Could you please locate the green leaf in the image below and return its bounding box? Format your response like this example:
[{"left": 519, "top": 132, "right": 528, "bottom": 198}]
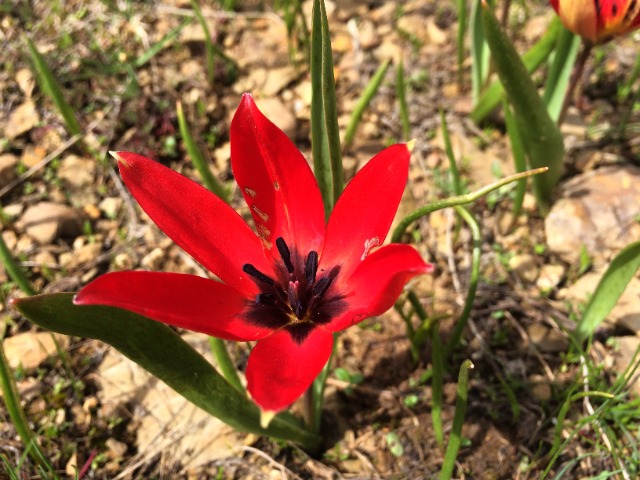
[
  {"left": 481, "top": 4, "right": 564, "bottom": 215},
  {"left": 14, "top": 293, "right": 320, "bottom": 451},
  {"left": 310, "top": 0, "right": 343, "bottom": 216},
  {"left": 575, "top": 241, "right": 640, "bottom": 342},
  {"left": 342, "top": 59, "right": 390, "bottom": 149},
  {"left": 471, "top": 17, "right": 561, "bottom": 123},
  {"left": 543, "top": 26, "right": 580, "bottom": 122},
  {"left": 27, "top": 39, "right": 81, "bottom": 136}
]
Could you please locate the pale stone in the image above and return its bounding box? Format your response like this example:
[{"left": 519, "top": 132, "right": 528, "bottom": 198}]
[
  {"left": 254, "top": 97, "right": 296, "bottom": 138},
  {"left": 527, "top": 324, "right": 568, "bottom": 352},
  {"left": 3, "top": 332, "right": 70, "bottom": 370},
  {"left": 6, "top": 101, "right": 39, "bottom": 140},
  {"left": 545, "top": 165, "right": 640, "bottom": 265},
  {"left": 19, "top": 202, "right": 82, "bottom": 244},
  {"left": 21, "top": 145, "right": 46, "bottom": 168},
  {"left": 0, "top": 154, "right": 18, "bottom": 188},
  {"left": 58, "top": 155, "right": 95, "bottom": 189},
  {"left": 509, "top": 254, "right": 539, "bottom": 284},
  {"left": 536, "top": 264, "right": 566, "bottom": 292}
]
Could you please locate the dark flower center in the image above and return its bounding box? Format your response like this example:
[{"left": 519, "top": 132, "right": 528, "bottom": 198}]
[{"left": 242, "top": 237, "right": 345, "bottom": 343}]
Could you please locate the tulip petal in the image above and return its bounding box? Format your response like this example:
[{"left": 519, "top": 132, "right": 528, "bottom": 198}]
[
  {"left": 326, "top": 244, "right": 432, "bottom": 332},
  {"left": 113, "top": 152, "right": 270, "bottom": 296},
  {"left": 75, "top": 271, "right": 273, "bottom": 341},
  {"left": 320, "top": 143, "right": 411, "bottom": 280},
  {"left": 231, "top": 94, "right": 326, "bottom": 259},
  {"left": 246, "top": 325, "right": 334, "bottom": 412}
]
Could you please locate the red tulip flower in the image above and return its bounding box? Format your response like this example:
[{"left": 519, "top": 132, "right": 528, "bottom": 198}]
[
  {"left": 75, "top": 94, "right": 432, "bottom": 420},
  {"left": 550, "top": 0, "right": 640, "bottom": 43}
]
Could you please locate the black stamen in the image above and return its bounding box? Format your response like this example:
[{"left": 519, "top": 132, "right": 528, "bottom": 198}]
[
  {"left": 255, "top": 293, "right": 276, "bottom": 305},
  {"left": 305, "top": 251, "right": 318, "bottom": 284},
  {"left": 276, "top": 237, "right": 294, "bottom": 274},
  {"left": 242, "top": 264, "right": 274, "bottom": 285},
  {"left": 312, "top": 277, "right": 332, "bottom": 298}
]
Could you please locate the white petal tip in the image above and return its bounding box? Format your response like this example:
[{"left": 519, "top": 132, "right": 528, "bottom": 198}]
[
  {"left": 406, "top": 139, "right": 417, "bottom": 152},
  {"left": 260, "top": 410, "right": 276, "bottom": 429}
]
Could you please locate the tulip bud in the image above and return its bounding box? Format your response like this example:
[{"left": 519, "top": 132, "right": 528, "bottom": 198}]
[{"left": 550, "top": 0, "right": 640, "bottom": 43}]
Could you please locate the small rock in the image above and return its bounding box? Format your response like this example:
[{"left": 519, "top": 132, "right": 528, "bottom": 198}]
[
  {"left": 3, "top": 332, "right": 70, "bottom": 370},
  {"left": 141, "top": 247, "right": 164, "bottom": 270},
  {"left": 529, "top": 374, "right": 552, "bottom": 401},
  {"left": 536, "top": 264, "right": 565, "bottom": 293},
  {"left": 613, "top": 336, "right": 640, "bottom": 396},
  {"left": 21, "top": 145, "right": 46, "bottom": 168},
  {"left": 0, "top": 154, "right": 18, "bottom": 188},
  {"left": 58, "top": 155, "right": 95, "bottom": 189},
  {"left": 545, "top": 165, "right": 640, "bottom": 265},
  {"left": 65, "top": 452, "right": 78, "bottom": 477},
  {"left": 509, "top": 254, "right": 539, "bottom": 284},
  {"left": 99, "top": 197, "right": 122, "bottom": 219},
  {"left": 2, "top": 203, "right": 23, "bottom": 219},
  {"left": 6, "top": 101, "right": 39, "bottom": 140},
  {"left": 19, "top": 202, "right": 82, "bottom": 244},
  {"left": 60, "top": 243, "right": 102, "bottom": 270},
  {"left": 16, "top": 68, "right": 35, "bottom": 97},
  {"left": 527, "top": 324, "right": 568, "bottom": 352},
  {"left": 83, "top": 204, "right": 101, "bottom": 220},
  {"left": 105, "top": 438, "right": 127, "bottom": 460},
  {"left": 254, "top": 97, "right": 296, "bottom": 138}
]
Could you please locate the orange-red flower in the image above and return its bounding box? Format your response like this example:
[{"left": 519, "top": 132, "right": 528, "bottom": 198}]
[
  {"left": 75, "top": 94, "right": 432, "bottom": 419},
  {"left": 550, "top": 0, "right": 640, "bottom": 43}
]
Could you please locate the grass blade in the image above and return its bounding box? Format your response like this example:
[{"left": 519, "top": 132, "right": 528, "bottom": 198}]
[
  {"left": 189, "top": 0, "right": 217, "bottom": 86},
  {"left": 27, "top": 39, "right": 81, "bottom": 136},
  {"left": 456, "top": 0, "right": 468, "bottom": 88},
  {"left": 440, "top": 110, "right": 462, "bottom": 196},
  {"left": 439, "top": 360, "right": 474, "bottom": 480},
  {"left": 470, "top": 0, "right": 491, "bottom": 104},
  {"left": 0, "top": 342, "right": 57, "bottom": 475},
  {"left": 310, "top": 0, "right": 343, "bottom": 215},
  {"left": 135, "top": 17, "right": 193, "bottom": 68},
  {"left": 176, "top": 101, "right": 229, "bottom": 202},
  {"left": 431, "top": 324, "right": 445, "bottom": 450},
  {"left": 471, "top": 17, "right": 561, "bottom": 123},
  {"left": 445, "top": 206, "right": 481, "bottom": 358},
  {"left": 574, "top": 240, "right": 640, "bottom": 342},
  {"left": 543, "top": 26, "right": 580, "bottom": 122},
  {"left": 342, "top": 59, "right": 390, "bottom": 149},
  {"left": 503, "top": 99, "right": 527, "bottom": 224},
  {"left": 481, "top": 3, "right": 564, "bottom": 214},
  {"left": 396, "top": 58, "right": 411, "bottom": 141}
]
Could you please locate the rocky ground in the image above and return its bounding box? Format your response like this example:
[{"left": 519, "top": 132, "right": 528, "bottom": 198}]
[{"left": 1, "top": 0, "right": 640, "bottom": 478}]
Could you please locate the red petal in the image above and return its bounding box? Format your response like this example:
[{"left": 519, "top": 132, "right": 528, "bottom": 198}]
[
  {"left": 75, "top": 271, "right": 273, "bottom": 341},
  {"left": 326, "top": 244, "right": 432, "bottom": 332},
  {"left": 114, "top": 152, "right": 270, "bottom": 296},
  {"left": 230, "top": 94, "right": 325, "bottom": 258},
  {"left": 246, "top": 326, "right": 333, "bottom": 412},
  {"left": 320, "top": 143, "right": 411, "bottom": 280}
]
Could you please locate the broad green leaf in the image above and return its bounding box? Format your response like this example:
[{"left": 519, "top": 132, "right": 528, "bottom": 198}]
[
  {"left": 342, "top": 59, "right": 390, "bottom": 149},
  {"left": 543, "top": 26, "right": 580, "bottom": 122},
  {"left": 14, "top": 293, "right": 320, "bottom": 451},
  {"left": 503, "top": 99, "right": 527, "bottom": 223},
  {"left": 575, "top": 241, "right": 640, "bottom": 342},
  {"left": 471, "top": 17, "right": 561, "bottom": 123},
  {"left": 27, "top": 39, "right": 81, "bottom": 136},
  {"left": 310, "top": 0, "right": 343, "bottom": 215},
  {"left": 482, "top": 5, "right": 564, "bottom": 215}
]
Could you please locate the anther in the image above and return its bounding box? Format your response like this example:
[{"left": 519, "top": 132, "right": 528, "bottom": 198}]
[
  {"left": 255, "top": 293, "right": 276, "bottom": 305},
  {"left": 305, "top": 251, "right": 318, "bottom": 284},
  {"left": 312, "top": 277, "right": 332, "bottom": 298},
  {"left": 242, "top": 264, "right": 275, "bottom": 286},
  {"left": 276, "top": 237, "right": 294, "bottom": 274}
]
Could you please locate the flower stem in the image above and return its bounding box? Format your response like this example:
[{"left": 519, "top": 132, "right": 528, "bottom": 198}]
[
  {"left": 208, "top": 337, "right": 245, "bottom": 393},
  {"left": 557, "top": 41, "right": 592, "bottom": 126},
  {"left": 391, "top": 167, "right": 548, "bottom": 244}
]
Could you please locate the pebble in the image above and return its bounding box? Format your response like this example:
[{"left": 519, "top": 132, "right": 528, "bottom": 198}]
[
  {"left": 58, "top": 155, "right": 95, "bottom": 189},
  {"left": 509, "top": 254, "right": 539, "bottom": 284},
  {"left": 19, "top": 202, "right": 82, "bottom": 244},
  {"left": 6, "top": 101, "right": 39, "bottom": 140},
  {"left": 0, "top": 153, "right": 18, "bottom": 188},
  {"left": 2, "top": 332, "right": 70, "bottom": 370}
]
